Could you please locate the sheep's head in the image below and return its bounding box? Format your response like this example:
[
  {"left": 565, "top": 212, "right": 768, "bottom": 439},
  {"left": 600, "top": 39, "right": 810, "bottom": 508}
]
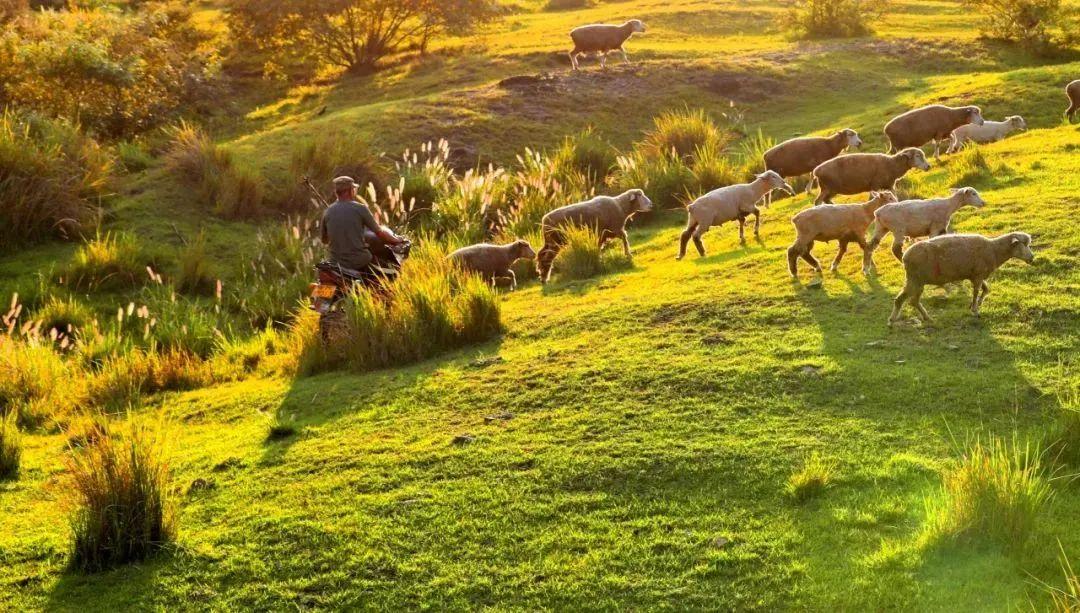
[
  {"left": 625, "top": 189, "right": 653, "bottom": 214},
  {"left": 1007, "top": 232, "right": 1035, "bottom": 264},
  {"left": 841, "top": 129, "right": 863, "bottom": 149},
  {"left": 901, "top": 148, "right": 931, "bottom": 171},
  {"left": 966, "top": 106, "right": 985, "bottom": 126},
  {"left": 626, "top": 19, "right": 647, "bottom": 33},
  {"left": 513, "top": 240, "right": 537, "bottom": 261},
  {"left": 757, "top": 170, "right": 795, "bottom": 195},
  {"left": 1008, "top": 116, "right": 1027, "bottom": 130},
  {"left": 950, "top": 187, "right": 985, "bottom": 208},
  {"left": 871, "top": 191, "right": 899, "bottom": 206}
]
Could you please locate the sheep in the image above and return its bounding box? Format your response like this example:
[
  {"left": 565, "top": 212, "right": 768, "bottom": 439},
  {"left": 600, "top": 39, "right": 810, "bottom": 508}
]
[
  {"left": 884, "top": 104, "right": 984, "bottom": 159},
  {"left": 449, "top": 240, "right": 537, "bottom": 291},
  {"left": 568, "top": 20, "right": 647, "bottom": 71},
  {"left": 808, "top": 148, "right": 930, "bottom": 206},
  {"left": 787, "top": 191, "right": 898, "bottom": 278},
  {"left": 888, "top": 232, "right": 1034, "bottom": 325},
  {"left": 867, "top": 187, "right": 986, "bottom": 267},
  {"left": 947, "top": 115, "right": 1026, "bottom": 153},
  {"left": 537, "top": 189, "right": 653, "bottom": 283},
  {"left": 676, "top": 171, "right": 794, "bottom": 260},
  {"left": 763, "top": 128, "right": 862, "bottom": 206},
  {"left": 1067, "top": 80, "right": 1080, "bottom": 122}
]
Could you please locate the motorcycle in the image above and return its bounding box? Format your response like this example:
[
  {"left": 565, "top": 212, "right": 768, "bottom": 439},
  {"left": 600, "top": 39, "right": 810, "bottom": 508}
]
[{"left": 309, "top": 229, "right": 412, "bottom": 316}]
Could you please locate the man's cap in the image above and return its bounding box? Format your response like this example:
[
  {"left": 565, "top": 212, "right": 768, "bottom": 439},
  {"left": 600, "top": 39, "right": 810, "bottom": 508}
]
[{"left": 333, "top": 176, "right": 360, "bottom": 190}]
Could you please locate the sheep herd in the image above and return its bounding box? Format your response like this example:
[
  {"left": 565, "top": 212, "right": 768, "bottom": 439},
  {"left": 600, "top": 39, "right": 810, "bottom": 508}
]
[{"left": 448, "top": 21, "right": 1080, "bottom": 326}]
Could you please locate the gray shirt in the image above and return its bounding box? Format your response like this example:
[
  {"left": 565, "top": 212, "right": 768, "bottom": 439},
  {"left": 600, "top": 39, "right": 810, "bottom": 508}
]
[{"left": 321, "top": 200, "right": 381, "bottom": 270}]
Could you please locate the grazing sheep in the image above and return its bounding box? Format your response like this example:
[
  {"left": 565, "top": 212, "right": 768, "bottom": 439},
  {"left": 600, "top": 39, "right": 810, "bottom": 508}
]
[
  {"left": 889, "top": 232, "right": 1034, "bottom": 325},
  {"left": 677, "top": 171, "right": 794, "bottom": 260},
  {"left": 868, "top": 187, "right": 986, "bottom": 266},
  {"left": 537, "top": 189, "right": 653, "bottom": 283},
  {"left": 787, "top": 191, "right": 898, "bottom": 278},
  {"left": 947, "top": 116, "right": 1026, "bottom": 153},
  {"left": 808, "top": 148, "right": 930, "bottom": 206},
  {"left": 1067, "top": 80, "right": 1080, "bottom": 122},
  {"left": 568, "top": 20, "right": 647, "bottom": 70},
  {"left": 885, "top": 105, "right": 984, "bottom": 159},
  {"left": 449, "top": 240, "right": 537, "bottom": 291}
]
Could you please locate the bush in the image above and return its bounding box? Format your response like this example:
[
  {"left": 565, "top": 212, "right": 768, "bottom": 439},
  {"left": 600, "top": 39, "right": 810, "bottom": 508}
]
[
  {"left": 0, "top": 111, "right": 114, "bottom": 251},
  {"left": 551, "top": 225, "right": 633, "bottom": 283},
  {"left": 67, "top": 417, "right": 175, "bottom": 573},
  {"left": 553, "top": 128, "right": 617, "bottom": 183},
  {"left": 784, "top": 0, "right": 888, "bottom": 39},
  {"left": 165, "top": 123, "right": 266, "bottom": 219},
  {"left": 963, "top": 0, "right": 1070, "bottom": 52},
  {"left": 286, "top": 135, "right": 388, "bottom": 213},
  {"left": 291, "top": 247, "right": 502, "bottom": 375},
  {"left": 787, "top": 452, "right": 836, "bottom": 502},
  {"left": 0, "top": 410, "right": 20, "bottom": 480},
  {"left": 62, "top": 232, "right": 146, "bottom": 292},
  {"left": 643, "top": 109, "right": 733, "bottom": 162},
  {"left": 921, "top": 435, "right": 1054, "bottom": 551}
]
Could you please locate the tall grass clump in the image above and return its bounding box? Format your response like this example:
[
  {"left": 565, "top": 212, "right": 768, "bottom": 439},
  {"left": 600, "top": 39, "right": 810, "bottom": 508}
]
[
  {"left": 66, "top": 418, "right": 175, "bottom": 573},
  {"left": 175, "top": 231, "right": 215, "bottom": 296},
  {"left": 948, "top": 143, "right": 993, "bottom": 188},
  {"left": 62, "top": 232, "right": 146, "bottom": 292},
  {"left": 164, "top": 122, "right": 265, "bottom": 220},
  {"left": 287, "top": 134, "right": 388, "bottom": 213},
  {"left": 395, "top": 140, "right": 455, "bottom": 221},
  {"left": 0, "top": 336, "right": 79, "bottom": 428},
  {"left": 553, "top": 128, "right": 617, "bottom": 183},
  {"left": 551, "top": 225, "right": 633, "bottom": 282},
  {"left": 738, "top": 129, "right": 776, "bottom": 177},
  {"left": 787, "top": 452, "right": 836, "bottom": 502},
  {"left": 784, "top": 0, "right": 888, "bottom": 38},
  {"left": 33, "top": 295, "right": 94, "bottom": 341},
  {"left": 0, "top": 410, "right": 20, "bottom": 480},
  {"left": 643, "top": 108, "right": 733, "bottom": 162},
  {"left": 0, "top": 110, "right": 113, "bottom": 251},
  {"left": 921, "top": 435, "right": 1054, "bottom": 551},
  {"left": 85, "top": 349, "right": 212, "bottom": 412},
  {"left": 612, "top": 149, "right": 696, "bottom": 210},
  {"left": 292, "top": 247, "right": 502, "bottom": 375},
  {"left": 229, "top": 217, "right": 320, "bottom": 328}
]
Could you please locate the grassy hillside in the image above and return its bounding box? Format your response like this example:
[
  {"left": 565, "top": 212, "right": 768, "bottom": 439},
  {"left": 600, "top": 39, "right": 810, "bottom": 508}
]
[{"left": 3, "top": 0, "right": 1080, "bottom": 610}]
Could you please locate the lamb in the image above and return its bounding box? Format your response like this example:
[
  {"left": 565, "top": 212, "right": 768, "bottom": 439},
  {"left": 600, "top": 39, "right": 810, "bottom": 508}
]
[
  {"left": 947, "top": 115, "right": 1026, "bottom": 153},
  {"left": 787, "top": 191, "right": 898, "bottom": 278},
  {"left": 884, "top": 104, "right": 984, "bottom": 159},
  {"left": 889, "top": 232, "right": 1034, "bottom": 325},
  {"left": 676, "top": 171, "right": 794, "bottom": 260},
  {"left": 537, "top": 189, "right": 653, "bottom": 283},
  {"left": 808, "top": 148, "right": 930, "bottom": 206},
  {"left": 449, "top": 240, "right": 537, "bottom": 291},
  {"left": 868, "top": 187, "right": 986, "bottom": 266},
  {"left": 1067, "top": 80, "right": 1080, "bottom": 122},
  {"left": 568, "top": 20, "right": 647, "bottom": 70}
]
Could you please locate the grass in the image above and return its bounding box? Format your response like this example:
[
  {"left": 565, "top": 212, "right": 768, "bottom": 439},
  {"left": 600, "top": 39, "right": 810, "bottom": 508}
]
[
  {"left": 551, "top": 225, "right": 633, "bottom": 282},
  {"left": 787, "top": 451, "right": 837, "bottom": 502},
  {"left": 0, "top": 410, "right": 20, "bottom": 480},
  {"left": 1, "top": 0, "right": 1080, "bottom": 609},
  {"left": 66, "top": 417, "right": 175, "bottom": 573},
  {"left": 61, "top": 232, "right": 146, "bottom": 293}
]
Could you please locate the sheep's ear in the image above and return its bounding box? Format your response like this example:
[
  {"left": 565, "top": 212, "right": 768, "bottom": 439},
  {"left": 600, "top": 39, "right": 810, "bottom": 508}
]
[
  {"left": 628, "top": 191, "right": 638, "bottom": 202},
  {"left": 949, "top": 188, "right": 960, "bottom": 193}
]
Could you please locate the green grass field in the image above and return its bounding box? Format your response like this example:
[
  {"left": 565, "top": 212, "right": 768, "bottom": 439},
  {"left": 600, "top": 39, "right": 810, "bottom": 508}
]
[{"left": 3, "top": 0, "right": 1080, "bottom": 609}]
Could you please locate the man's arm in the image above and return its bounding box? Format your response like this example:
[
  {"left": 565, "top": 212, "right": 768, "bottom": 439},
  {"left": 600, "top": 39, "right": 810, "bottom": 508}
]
[{"left": 355, "top": 203, "right": 403, "bottom": 245}]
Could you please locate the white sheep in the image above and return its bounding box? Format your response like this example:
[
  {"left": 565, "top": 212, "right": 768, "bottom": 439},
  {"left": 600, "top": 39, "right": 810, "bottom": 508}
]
[
  {"left": 868, "top": 187, "right": 986, "bottom": 268},
  {"left": 787, "top": 191, "right": 899, "bottom": 278},
  {"left": 568, "top": 20, "right": 647, "bottom": 70},
  {"left": 677, "top": 171, "right": 794, "bottom": 259},
  {"left": 889, "top": 232, "right": 1034, "bottom": 325},
  {"left": 947, "top": 116, "right": 1026, "bottom": 153}
]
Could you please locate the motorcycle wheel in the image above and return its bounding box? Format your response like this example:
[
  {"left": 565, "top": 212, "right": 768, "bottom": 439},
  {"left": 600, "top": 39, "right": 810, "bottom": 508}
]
[{"left": 319, "top": 309, "right": 348, "bottom": 345}]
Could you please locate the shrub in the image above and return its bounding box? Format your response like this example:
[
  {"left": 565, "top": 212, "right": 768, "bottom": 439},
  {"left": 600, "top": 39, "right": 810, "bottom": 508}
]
[
  {"left": 62, "top": 232, "right": 146, "bottom": 292},
  {"left": 643, "top": 109, "right": 733, "bottom": 162},
  {"left": 787, "top": 452, "right": 836, "bottom": 502},
  {"left": 552, "top": 225, "right": 633, "bottom": 283},
  {"left": 612, "top": 149, "right": 696, "bottom": 210},
  {"left": 0, "top": 111, "right": 114, "bottom": 251},
  {"left": 784, "top": 0, "right": 888, "bottom": 39},
  {"left": 0, "top": 410, "right": 20, "bottom": 480},
  {"left": 962, "top": 0, "right": 1070, "bottom": 52},
  {"left": 292, "top": 247, "right": 502, "bottom": 375},
  {"left": 921, "top": 435, "right": 1053, "bottom": 551},
  {"left": 165, "top": 123, "right": 266, "bottom": 219},
  {"left": 67, "top": 417, "right": 175, "bottom": 573}
]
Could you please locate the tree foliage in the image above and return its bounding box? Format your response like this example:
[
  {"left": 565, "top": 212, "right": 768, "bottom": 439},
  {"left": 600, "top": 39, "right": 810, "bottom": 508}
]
[
  {"left": 963, "top": 0, "right": 1075, "bottom": 52},
  {"left": 229, "top": 0, "right": 498, "bottom": 75}
]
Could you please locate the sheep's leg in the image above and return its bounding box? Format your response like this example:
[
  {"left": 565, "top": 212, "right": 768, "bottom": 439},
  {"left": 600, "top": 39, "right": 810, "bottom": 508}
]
[
  {"left": 752, "top": 207, "right": 762, "bottom": 237},
  {"left": 814, "top": 188, "right": 831, "bottom": 206},
  {"left": 620, "top": 48, "right": 630, "bottom": 64},
  {"left": 569, "top": 50, "right": 579, "bottom": 71},
  {"left": 677, "top": 220, "right": 698, "bottom": 260},
  {"left": 800, "top": 247, "right": 822, "bottom": 274},
  {"left": 908, "top": 285, "right": 932, "bottom": 323},
  {"left": 890, "top": 233, "right": 905, "bottom": 262},
  {"left": 856, "top": 236, "right": 874, "bottom": 275},
  {"left": 537, "top": 246, "right": 559, "bottom": 284},
  {"left": 618, "top": 230, "right": 632, "bottom": 258},
  {"left": 599, "top": 52, "right": 608, "bottom": 69},
  {"left": 692, "top": 224, "right": 708, "bottom": 258},
  {"left": 932, "top": 139, "right": 941, "bottom": 160},
  {"left": 501, "top": 270, "right": 517, "bottom": 291},
  {"left": 787, "top": 241, "right": 805, "bottom": 278},
  {"left": 889, "top": 283, "right": 911, "bottom": 324},
  {"left": 978, "top": 281, "right": 990, "bottom": 309},
  {"left": 738, "top": 216, "right": 747, "bottom": 244},
  {"left": 831, "top": 241, "right": 849, "bottom": 272}
]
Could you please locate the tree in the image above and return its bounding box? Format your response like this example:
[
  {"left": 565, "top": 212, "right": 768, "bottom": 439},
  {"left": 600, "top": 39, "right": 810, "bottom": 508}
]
[
  {"left": 963, "top": 0, "right": 1074, "bottom": 51},
  {"left": 230, "top": 0, "right": 497, "bottom": 74}
]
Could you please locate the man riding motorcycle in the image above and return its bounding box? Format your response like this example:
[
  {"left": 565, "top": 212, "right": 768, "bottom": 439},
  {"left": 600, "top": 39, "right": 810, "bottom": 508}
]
[{"left": 321, "top": 176, "right": 405, "bottom": 270}]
